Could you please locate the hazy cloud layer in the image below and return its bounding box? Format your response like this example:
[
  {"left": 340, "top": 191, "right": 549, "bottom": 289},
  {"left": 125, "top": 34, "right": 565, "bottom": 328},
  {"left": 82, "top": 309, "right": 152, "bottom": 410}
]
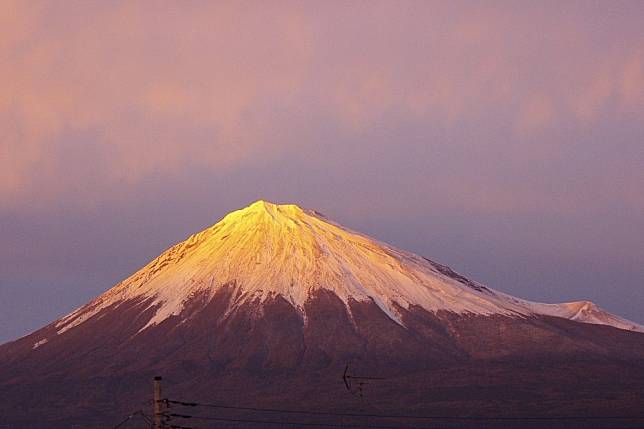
[{"left": 2, "top": 1, "right": 643, "bottom": 342}]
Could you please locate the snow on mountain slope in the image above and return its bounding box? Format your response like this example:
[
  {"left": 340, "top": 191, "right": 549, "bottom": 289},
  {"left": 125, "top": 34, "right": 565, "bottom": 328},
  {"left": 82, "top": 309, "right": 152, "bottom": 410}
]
[
  {"left": 526, "top": 300, "right": 644, "bottom": 332},
  {"left": 54, "top": 200, "right": 644, "bottom": 335}
]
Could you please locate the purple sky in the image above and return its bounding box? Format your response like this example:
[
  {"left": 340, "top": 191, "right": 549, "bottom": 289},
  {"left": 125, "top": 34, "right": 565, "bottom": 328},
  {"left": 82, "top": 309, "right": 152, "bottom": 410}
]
[{"left": 2, "top": 1, "right": 644, "bottom": 343}]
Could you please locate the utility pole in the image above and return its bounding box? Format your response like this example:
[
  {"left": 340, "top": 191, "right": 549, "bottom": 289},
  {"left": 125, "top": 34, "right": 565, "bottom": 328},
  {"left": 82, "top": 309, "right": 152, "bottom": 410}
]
[{"left": 153, "top": 376, "right": 163, "bottom": 429}]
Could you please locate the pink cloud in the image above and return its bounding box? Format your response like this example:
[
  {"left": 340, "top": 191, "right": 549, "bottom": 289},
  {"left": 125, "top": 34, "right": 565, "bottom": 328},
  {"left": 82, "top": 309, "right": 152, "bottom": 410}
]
[
  {"left": 516, "top": 93, "right": 556, "bottom": 136},
  {"left": 621, "top": 49, "right": 644, "bottom": 108},
  {"left": 2, "top": 2, "right": 643, "bottom": 210}
]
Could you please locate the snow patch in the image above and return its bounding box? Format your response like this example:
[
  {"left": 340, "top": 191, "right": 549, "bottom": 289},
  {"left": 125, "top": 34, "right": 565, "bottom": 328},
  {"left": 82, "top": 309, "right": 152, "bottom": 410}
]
[{"left": 32, "top": 339, "right": 48, "bottom": 349}]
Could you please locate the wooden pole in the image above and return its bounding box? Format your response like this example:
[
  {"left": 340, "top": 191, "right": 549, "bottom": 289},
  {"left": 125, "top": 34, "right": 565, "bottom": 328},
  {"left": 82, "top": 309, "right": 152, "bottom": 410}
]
[{"left": 153, "top": 376, "right": 163, "bottom": 429}]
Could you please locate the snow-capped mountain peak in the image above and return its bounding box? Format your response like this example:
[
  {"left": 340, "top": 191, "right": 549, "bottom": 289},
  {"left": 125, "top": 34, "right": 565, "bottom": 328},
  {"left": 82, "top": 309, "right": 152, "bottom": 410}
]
[{"left": 55, "top": 200, "right": 644, "bottom": 335}]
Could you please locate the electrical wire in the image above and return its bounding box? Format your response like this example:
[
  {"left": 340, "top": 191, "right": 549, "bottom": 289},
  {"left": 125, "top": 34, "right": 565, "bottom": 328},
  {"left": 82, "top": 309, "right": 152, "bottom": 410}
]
[
  {"left": 167, "top": 399, "right": 644, "bottom": 422},
  {"left": 139, "top": 412, "right": 153, "bottom": 426},
  {"left": 113, "top": 410, "right": 151, "bottom": 428},
  {"left": 164, "top": 412, "right": 415, "bottom": 428}
]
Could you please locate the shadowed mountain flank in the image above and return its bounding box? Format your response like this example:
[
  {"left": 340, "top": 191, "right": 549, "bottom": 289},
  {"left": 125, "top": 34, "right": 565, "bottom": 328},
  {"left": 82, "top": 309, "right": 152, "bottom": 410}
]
[{"left": 1, "top": 201, "right": 643, "bottom": 428}]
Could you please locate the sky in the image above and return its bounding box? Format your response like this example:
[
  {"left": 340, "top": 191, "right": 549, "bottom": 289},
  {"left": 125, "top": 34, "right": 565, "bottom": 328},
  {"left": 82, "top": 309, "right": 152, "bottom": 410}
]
[{"left": 1, "top": 0, "right": 643, "bottom": 343}]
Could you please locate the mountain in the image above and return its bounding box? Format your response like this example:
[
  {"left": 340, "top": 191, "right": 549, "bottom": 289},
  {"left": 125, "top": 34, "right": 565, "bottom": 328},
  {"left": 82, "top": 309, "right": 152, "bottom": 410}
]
[
  {"left": 1, "top": 200, "right": 644, "bottom": 428},
  {"left": 48, "top": 200, "right": 644, "bottom": 337}
]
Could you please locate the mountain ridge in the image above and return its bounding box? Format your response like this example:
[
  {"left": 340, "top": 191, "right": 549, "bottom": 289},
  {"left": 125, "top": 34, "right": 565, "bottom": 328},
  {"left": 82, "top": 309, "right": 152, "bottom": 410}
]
[{"left": 47, "top": 199, "right": 643, "bottom": 342}]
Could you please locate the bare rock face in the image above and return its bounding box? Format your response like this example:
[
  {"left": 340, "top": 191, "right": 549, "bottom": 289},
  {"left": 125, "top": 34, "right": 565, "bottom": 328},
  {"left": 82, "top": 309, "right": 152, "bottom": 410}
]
[{"left": 1, "top": 201, "right": 644, "bottom": 428}]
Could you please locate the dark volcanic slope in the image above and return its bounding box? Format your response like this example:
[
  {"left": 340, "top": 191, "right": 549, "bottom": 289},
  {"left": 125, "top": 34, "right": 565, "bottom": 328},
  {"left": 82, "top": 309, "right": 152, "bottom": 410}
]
[
  {"left": 2, "top": 201, "right": 644, "bottom": 428},
  {"left": 1, "top": 286, "right": 644, "bottom": 428}
]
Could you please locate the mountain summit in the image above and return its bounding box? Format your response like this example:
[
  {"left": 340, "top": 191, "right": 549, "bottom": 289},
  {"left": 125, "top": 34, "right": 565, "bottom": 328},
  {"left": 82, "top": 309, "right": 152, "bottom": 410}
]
[
  {"left": 54, "top": 200, "right": 643, "bottom": 338},
  {"left": 2, "top": 200, "right": 644, "bottom": 428}
]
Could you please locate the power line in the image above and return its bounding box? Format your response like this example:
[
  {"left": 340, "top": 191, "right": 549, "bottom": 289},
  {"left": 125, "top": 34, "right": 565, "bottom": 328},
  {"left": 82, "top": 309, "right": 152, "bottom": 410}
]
[
  {"left": 140, "top": 412, "right": 154, "bottom": 428},
  {"left": 166, "top": 399, "right": 644, "bottom": 422},
  {"left": 113, "top": 410, "right": 152, "bottom": 429},
  {"left": 164, "top": 413, "right": 418, "bottom": 428},
  {"left": 139, "top": 412, "right": 153, "bottom": 426}
]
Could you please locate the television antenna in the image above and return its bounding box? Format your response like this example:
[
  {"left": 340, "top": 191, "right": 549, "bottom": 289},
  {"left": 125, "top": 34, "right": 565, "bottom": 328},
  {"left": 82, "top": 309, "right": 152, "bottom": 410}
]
[{"left": 342, "top": 365, "right": 385, "bottom": 400}]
